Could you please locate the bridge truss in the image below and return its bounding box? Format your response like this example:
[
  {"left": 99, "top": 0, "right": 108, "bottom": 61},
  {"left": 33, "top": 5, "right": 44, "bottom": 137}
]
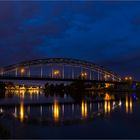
[{"left": 0, "top": 58, "right": 121, "bottom": 82}]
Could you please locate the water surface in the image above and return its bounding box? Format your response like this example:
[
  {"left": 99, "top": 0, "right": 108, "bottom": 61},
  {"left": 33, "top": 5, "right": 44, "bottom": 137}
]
[{"left": 0, "top": 90, "right": 140, "bottom": 138}]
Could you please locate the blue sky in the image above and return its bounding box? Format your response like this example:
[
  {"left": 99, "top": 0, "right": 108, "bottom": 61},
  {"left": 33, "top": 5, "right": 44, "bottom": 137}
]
[{"left": 0, "top": 1, "right": 140, "bottom": 79}]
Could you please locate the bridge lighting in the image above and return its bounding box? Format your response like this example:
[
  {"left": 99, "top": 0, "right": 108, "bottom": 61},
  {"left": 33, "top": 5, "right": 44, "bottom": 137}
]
[
  {"left": 124, "top": 76, "right": 132, "bottom": 81},
  {"left": 104, "top": 93, "right": 111, "bottom": 101},
  {"left": 1, "top": 58, "right": 121, "bottom": 82},
  {"left": 20, "top": 68, "right": 25, "bottom": 76},
  {"left": 21, "top": 68, "right": 25, "bottom": 73},
  {"left": 105, "top": 83, "right": 111, "bottom": 88},
  {"left": 125, "top": 77, "right": 128, "bottom": 81},
  {"left": 129, "top": 77, "right": 132, "bottom": 80},
  {"left": 104, "top": 74, "right": 110, "bottom": 80},
  {"left": 53, "top": 69, "right": 60, "bottom": 78},
  {"left": 81, "top": 72, "right": 88, "bottom": 79}
]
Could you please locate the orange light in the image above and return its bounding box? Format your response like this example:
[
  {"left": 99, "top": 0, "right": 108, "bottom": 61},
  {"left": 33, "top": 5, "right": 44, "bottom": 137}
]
[
  {"left": 125, "top": 96, "right": 128, "bottom": 113},
  {"left": 130, "top": 97, "right": 133, "bottom": 113},
  {"left": 53, "top": 99, "right": 59, "bottom": 122},
  {"left": 81, "top": 72, "right": 87, "bottom": 78},
  {"left": 81, "top": 100, "right": 87, "bottom": 118},
  {"left": 104, "top": 101, "right": 107, "bottom": 114},
  {"left": 125, "top": 76, "right": 132, "bottom": 81},
  {"left": 53, "top": 70, "right": 60, "bottom": 76},
  {"left": 20, "top": 101, "right": 24, "bottom": 122},
  {"left": 129, "top": 77, "right": 132, "bottom": 80},
  {"left": 21, "top": 68, "right": 25, "bottom": 73},
  {"left": 125, "top": 77, "right": 128, "bottom": 80},
  {"left": 105, "top": 83, "right": 111, "bottom": 88},
  {"left": 107, "top": 75, "right": 110, "bottom": 78},
  {"left": 104, "top": 93, "right": 111, "bottom": 101}
]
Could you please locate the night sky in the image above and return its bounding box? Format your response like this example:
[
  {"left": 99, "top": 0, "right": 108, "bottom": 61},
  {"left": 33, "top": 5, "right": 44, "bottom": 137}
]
[{"left": 0, "top": 1, "right": 140, "bottom": 80}]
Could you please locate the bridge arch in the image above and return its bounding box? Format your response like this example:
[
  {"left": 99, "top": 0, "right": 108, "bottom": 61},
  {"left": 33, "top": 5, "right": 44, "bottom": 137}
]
[{"left": 0, "top": 58, "right": 121, "bottom": 81}]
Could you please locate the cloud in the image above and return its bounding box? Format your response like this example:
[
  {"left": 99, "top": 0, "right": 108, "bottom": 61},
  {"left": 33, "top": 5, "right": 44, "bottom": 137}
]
[{"left": 0, "top": 1, "right": 140, "bottom": 79}]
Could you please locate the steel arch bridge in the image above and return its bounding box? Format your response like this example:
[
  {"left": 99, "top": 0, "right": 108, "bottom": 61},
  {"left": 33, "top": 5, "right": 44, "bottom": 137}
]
[{"left": 0, "top": 58, "right": 121, "bottom": 82}]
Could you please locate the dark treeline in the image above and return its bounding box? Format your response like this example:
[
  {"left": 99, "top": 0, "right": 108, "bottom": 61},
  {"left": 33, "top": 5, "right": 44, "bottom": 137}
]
[
  {"left": 44, "top": 81, "right": 90, "bottom": 102},
  {"left": 44, "top": 81, "right": 88, "bottom": 94},
  {"left": 0, "top": 82, "right": 5, "bottom": 89},
  {"left": 44, "top": 82, "right": 133, "bottom": 102},
  {"left": 0, "top": 82, "right": 6, "bottom": 98},
  {"left": 0, "top": 81, "right": 14, "bottom": 98},
  {"left": 44, "top": 81, "right": 140, "bottom": 101},
  {"left": 44, "top": 81, "right": 140, "bottom": 93}
]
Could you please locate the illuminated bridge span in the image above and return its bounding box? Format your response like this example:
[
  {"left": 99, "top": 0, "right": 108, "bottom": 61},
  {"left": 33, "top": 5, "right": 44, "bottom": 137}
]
[{"left": 0, "top": 58, "right": 121, "bottom": 82}]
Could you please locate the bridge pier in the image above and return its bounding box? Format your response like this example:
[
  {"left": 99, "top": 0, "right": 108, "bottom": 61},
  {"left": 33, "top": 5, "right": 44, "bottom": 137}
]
[{"left": 28, "top": 68, "right": 30, "bottom": 77}]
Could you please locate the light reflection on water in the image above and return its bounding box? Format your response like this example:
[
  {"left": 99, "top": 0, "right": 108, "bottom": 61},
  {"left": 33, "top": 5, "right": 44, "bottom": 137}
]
[
  {"left": 126, "top": 95, "right": 129, "bottom": 113},
  {"left": 53, "top": 99, "right": 59, "bottom": 122},
  {"left": 20, "top": 101, "right": 24, "bottom": 122},
  {"left": 0, "top": 90, "right": 137, "bottom": 125},
  {"left": 130, "top": 96, "right": 133, "bottom": 113},
  {"left": 104, "top": 101, "right": 111, "bottom": 114},
  {"left": 81, "top": 100, "right": 87, "bottom": 119},
  {"left": 125, "top": 96, "right": 133, "bottom": 114}
]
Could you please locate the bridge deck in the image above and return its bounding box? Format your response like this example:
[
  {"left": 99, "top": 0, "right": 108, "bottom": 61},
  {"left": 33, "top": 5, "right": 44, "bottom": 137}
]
[{"left": 0, "top": 76, "right": 126, "bottom": 84}]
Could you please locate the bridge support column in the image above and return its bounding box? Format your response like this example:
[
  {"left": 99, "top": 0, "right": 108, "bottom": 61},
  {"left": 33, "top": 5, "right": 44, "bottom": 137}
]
[
  {"left": 104, "top": 73, "right": 107, "bottom": 81},
  {"left": 100, "top": 71, "right": 103, "bottom": 81},
  {"left": 112, "top": 75, "right": 115, "bottom": 81},
  {"left": 40, "top": 66, "right": 43, "bottom": 78},
  {"left": 72, "top": 67, "right": 74, "bottom": 79},
  {"left": 62, "top": 65, "right": 64, "bottom": 79},
  {"left": 48, "top": 64, "right": 51, "bottom": 78},
  {"left": 15, "top": 68, "right": 18, "bottom": 77},
  {"left": 28, "top": 68, "right": 30, "bottom": 77},
  {"left": 89, "top": 70, "right": 92, "bottom": 80},
  {"left": 80, "top": 66, "right": 83, "bottom": 79},
  {"left": 51, "top": 67, "right": 53, "bottom": 78},
  {"left": 98, "top": 70, "right": 100, "bottom": 81}
]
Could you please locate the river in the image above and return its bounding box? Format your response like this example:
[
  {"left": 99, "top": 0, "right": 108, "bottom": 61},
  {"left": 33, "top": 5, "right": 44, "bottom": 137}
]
[{"left": 0, "top": 90, "right": 140, "bottom": 138}]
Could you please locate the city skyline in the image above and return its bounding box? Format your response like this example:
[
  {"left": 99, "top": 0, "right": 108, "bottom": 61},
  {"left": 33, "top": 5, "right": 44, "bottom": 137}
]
[{"left": 0, "top": 1, "right": 140, "bottom": 79}]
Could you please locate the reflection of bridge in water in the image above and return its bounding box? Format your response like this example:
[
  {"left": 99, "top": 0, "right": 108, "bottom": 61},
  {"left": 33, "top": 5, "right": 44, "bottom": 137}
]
[
  {"left": 1, "top": 98, "right": 132, "bottom": 125},
  {"left": 0, "top": 58, "right": 121, "bottom": 82},
  {"left": 0, "top": 92, "right": 134, "bottom": 125}
]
